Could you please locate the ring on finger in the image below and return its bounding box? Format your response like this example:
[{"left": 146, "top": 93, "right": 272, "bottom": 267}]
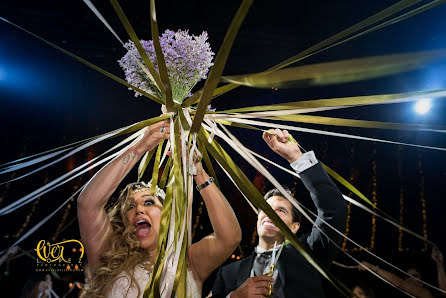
[{"left": 160, "top": 126, "right": 166, "bottom": 133}]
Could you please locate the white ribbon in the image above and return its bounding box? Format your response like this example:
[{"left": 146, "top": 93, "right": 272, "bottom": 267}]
[
  {"left": 82, "top": 0, "right": 160, "bottom": 91},
  {"left": 160, "top": 114, "right": 189, "bottom": 297},
  {"left": 1, "top": 147, "right": 73, "bottom": 175},
  {"left": 214, "top": 160, "right": 258, "bottom": 215},
  {"left": 205, "top": 122, "right": 445, "bottom": 295},
  {"left": 0, "top": 127, "right": 143, "bottom": 215},
  {"left": 211, "top": 122, "right": 416, "bottom": 295},
  {"left": 216, "top": 116, "right": 446, "bottom": 151},
  {"left": 1, "top": 125, "right": 130, "bottom": 186}
]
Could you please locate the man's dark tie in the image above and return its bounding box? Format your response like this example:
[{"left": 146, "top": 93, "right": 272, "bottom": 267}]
[{"left": 252, "top": 251, "right": 273, "bottom": 276}]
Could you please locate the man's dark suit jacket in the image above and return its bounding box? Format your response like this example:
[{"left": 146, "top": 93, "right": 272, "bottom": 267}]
[{"left": 212, "top": 162, "right": 347, "bottom": 297}]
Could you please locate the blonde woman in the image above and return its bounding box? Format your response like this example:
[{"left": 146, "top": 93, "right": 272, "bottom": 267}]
[{"left": 77, "top": 120, "right": 241, "bottom": 297}]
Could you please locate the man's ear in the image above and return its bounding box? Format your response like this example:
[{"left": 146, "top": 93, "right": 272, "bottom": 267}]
[{"left": 291, "top": 222, "right": 300, "bottom": 234}]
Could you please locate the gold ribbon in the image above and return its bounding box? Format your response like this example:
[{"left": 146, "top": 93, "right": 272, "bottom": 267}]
[
  {"left": 217, "top": 89, "right": 446, "bottom": 113},
  {"left": 149, "top": 0, "right": 173, "bottom": 108},
  {"left": 267, "top": 114, "right": 446, "bottom": 132},
  {"left": 190, "top": 0, "right": 254, "bottom": 133},
  {"left": 222, "top": 49, "right": 446, "bottom": 88},
  {"left": 110, "top": 0, "right": 164, "bottom": 96},
  {"left": 138, "top": 149, "right": 157, "bottom": 182},
  {"left": 149, "top": 140, "right": 165, "bottom": 195},
  {"left": 198, "top": 127, "right": 349, "bottom": 296},
  {"left": 159, "top": 157, "right": 172, "bottom": 189},
  {"left": 186, "top": 0, "right": 436, "bottom": 103}
]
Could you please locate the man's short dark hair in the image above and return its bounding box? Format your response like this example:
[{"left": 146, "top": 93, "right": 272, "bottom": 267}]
[{"left": 263, "top": 186, "right": 302, "bottom": 223}]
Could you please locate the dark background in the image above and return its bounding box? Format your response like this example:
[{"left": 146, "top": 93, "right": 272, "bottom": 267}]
[{"left": 1, "top": 0, "right": 446, "bottom": 297}]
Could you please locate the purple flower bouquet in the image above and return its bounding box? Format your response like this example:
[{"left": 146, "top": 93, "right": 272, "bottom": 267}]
[{"left": 118, "top": 29, "right": 214, "bottom": 103}]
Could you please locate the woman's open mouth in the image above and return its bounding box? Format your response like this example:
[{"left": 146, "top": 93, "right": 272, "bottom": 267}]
[{"left": 135, "top": 219, "right": 152, "bottom": 239}]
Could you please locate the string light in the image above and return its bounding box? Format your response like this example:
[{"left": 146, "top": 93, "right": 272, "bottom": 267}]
[
  {"left": 342, "top": 202, "right": 352, "bottom": 251},
  {"left": 369, "top": 146, "right": 377, "bottom": 250},
  {"left": 342, "top": 142, "right": 355, "bottom": 252},
  {"left": 65, "top": 281, "right": 84, "bottom": 296},
  {"left": 14, "top": 177, "right": 48, "bottom": 238},
  {"left": 342, "top": 142, "right": 356, "bottom": 251},
  {"left": 398, "top": 150, "right": 429, "bottom": 253},
  {"left": 52, "top": 196, "right": 75, "bottom": 241},
  {"left": 0, "top": 149, "right": 26, "bottom": 208},
  {"left": 397, "top": 145, "right": 405, "bottom": 252},
  {"left": 14, "top": 196, "right": 42, "bottom": 238},
  {"left": 51, "top": 154, "right": 80, "bottom": 241},
  {"left": 418, "top": 151, "right": 428, "bottom": 252},
  {"left": 0, "top": 176, "right": 14, "bottom": 208},
  {"left": 398, "top": 184, "right": 405, "bottom": 252},
  {"left": 349, "top": 145, "right": 378, "bottom": 252}
]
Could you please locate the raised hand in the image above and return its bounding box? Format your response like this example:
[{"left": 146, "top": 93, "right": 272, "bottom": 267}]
[
  {"left": 139, "top": 120, "right": 171, "bottom": 152},
  {"left": 262, "top": 129, "right": 303, "bottom": 163}
]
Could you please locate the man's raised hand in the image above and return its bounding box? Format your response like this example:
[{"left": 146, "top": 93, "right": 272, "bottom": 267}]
[{"left": 262, "top": 129, "right": 303, "bottom": 163}]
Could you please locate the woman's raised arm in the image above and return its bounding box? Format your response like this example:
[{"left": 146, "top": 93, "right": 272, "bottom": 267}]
[
  {"left": 77, "top": 120, "right": 170, "bottom": 270},
  {"left": 188, "top": 162, "right": 242, "bottom": 284}
]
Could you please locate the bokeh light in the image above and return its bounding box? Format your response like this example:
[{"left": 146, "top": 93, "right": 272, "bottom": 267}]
[{"left": 414, "top": 98, "right": 432, "bottom": 115}]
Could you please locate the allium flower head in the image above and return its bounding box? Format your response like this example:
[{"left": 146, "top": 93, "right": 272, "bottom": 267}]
[{"left": 118, "top": 29, "right": 214, "bottom": 103}]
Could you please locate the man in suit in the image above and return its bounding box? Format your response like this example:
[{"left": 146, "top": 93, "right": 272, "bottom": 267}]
[{"left": 211, "top": 129, "right": 347, "bottom": 297}]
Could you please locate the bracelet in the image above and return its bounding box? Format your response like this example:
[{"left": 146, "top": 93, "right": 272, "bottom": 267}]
[{"left": 196, "top": 177, "right": 215, "bottom": 192}]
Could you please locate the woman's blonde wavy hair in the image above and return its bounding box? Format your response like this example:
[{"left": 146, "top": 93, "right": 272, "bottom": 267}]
[{"left": 82, "top": 182, "right": 164, "bottom": 298}]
